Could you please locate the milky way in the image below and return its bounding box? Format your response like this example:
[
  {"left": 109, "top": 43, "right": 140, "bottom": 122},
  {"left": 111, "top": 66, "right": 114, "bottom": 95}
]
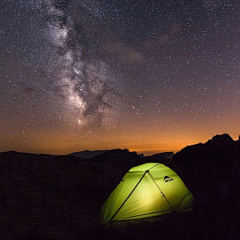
[{"left": 39, "top": 0, "right": 120, "bottom": 128}]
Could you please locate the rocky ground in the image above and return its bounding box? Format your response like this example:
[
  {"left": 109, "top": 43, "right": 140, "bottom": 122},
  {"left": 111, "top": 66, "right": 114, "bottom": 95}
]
[{"left": 0, "top": 134, "right": 239, "bottom": 239}]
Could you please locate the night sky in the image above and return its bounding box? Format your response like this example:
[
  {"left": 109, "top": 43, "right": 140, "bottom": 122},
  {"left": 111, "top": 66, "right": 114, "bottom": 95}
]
[{"left": 1, "top": 0, "right": 240, "bottom": 155}]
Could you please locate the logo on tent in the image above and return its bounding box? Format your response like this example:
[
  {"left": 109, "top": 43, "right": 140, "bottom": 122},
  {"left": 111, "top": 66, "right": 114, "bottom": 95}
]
[{"left": 164, "top": 176, "right": 173, "bottom": 183}]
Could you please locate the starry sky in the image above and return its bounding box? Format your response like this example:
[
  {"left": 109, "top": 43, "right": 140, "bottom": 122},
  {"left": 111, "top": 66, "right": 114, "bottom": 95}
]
[{"left": 1, "top": 0, "right": 240, "bottom": 155}]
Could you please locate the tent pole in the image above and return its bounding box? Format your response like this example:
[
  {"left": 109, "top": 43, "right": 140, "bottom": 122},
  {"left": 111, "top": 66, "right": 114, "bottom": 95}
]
[
  {"left": 107, "top": 171, "right": 148, "bottom": 224},
  {"left": 147, "top": 172, "right": 176, "bottom": 213}
]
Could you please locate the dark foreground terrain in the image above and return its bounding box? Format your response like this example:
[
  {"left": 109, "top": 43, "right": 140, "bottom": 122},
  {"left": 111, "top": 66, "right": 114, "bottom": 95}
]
[{"left": 0, "top": 134, "right": 240, "bottom": 239}]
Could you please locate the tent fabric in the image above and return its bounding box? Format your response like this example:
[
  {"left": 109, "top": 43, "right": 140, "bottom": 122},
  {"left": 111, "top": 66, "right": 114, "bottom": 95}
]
[{"left": 101, "top": 162, "right": 194, "bottom": 224}]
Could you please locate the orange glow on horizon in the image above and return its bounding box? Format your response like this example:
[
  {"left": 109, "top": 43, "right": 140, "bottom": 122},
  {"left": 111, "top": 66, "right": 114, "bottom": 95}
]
[{"left": 1, "top": 122, "right": 239, "bottom": 156}]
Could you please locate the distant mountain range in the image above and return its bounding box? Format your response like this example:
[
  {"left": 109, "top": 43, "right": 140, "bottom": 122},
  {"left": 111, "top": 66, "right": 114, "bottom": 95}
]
[
  {"left": 70, "top": 150, "right": 108, "bottom": 159},
  {"left": 70, "top": 148, "right": 173, "bottom": 160}
]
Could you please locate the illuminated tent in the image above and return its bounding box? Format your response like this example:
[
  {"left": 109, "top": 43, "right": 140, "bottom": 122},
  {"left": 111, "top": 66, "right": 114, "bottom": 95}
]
[{"left": 101, "top": 163, "right": 194, "bottom": 224}]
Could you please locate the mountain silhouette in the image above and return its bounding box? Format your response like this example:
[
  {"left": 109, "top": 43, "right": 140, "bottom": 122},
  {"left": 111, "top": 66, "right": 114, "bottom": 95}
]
[
  {"left": 0, "top": 134, "right": 240, "bottom": 239},
  {"left": 171, "top": 133, "right": 240, "bottom": 240},
  {"left": 69, "top": 150, "right": 108, "bottom": 159}
]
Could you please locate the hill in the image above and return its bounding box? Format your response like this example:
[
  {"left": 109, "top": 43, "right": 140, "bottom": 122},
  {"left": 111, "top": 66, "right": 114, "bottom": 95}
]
[
  {"left": 0, "top": 134, "right": 240, "bottom": 239},
  {"left": 69, "top": 150, "right": 108, "bottom": 159}
]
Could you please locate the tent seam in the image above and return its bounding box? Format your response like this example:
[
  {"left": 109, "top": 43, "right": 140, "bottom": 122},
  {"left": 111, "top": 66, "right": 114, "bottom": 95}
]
[
  {"left": 148, "top": 171, "right": 176, "bottom": 213},
  {"left": 107, "top": 171, "right": 148, "bottom": 224}
]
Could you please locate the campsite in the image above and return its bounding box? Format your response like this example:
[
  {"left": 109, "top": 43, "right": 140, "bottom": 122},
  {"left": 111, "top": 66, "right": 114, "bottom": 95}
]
[
  {"left": 0, "top": 134, "right": 239, "bottom": 239},
  {"left": 1, "top": 0, "right": 240, "bottom": 238}
]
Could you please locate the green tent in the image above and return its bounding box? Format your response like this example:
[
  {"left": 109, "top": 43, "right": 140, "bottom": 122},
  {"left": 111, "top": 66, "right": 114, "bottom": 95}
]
[{"left": 101, "top": 162, "right": 194, "bottom": 224}]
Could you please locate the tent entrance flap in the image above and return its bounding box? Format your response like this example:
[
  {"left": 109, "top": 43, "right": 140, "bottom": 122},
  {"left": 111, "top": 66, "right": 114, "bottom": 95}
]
[{"left": 108, "top": 171, "right": 148, "bottom": 223}]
